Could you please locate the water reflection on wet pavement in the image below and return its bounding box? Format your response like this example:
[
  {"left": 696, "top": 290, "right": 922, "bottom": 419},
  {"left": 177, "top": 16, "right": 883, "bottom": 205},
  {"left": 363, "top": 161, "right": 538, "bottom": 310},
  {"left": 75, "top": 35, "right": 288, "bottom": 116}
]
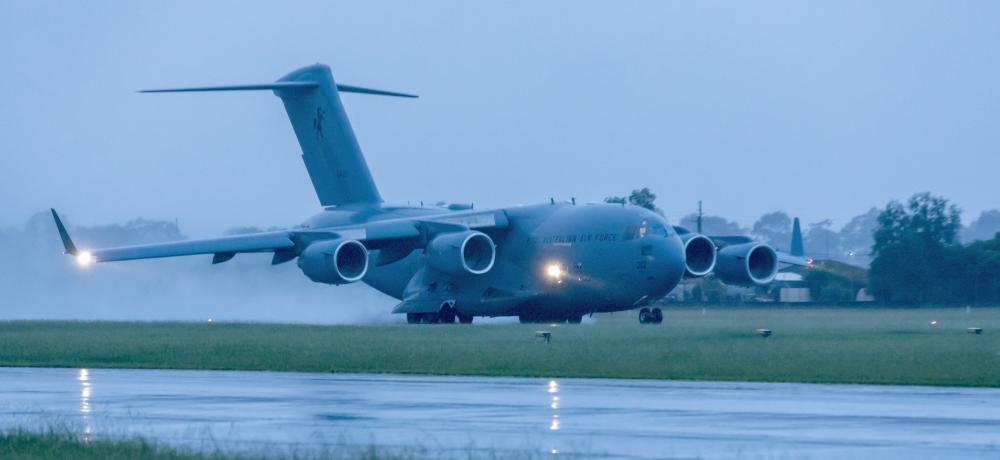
[{"left": 1, "top": 367, "right": 999, "bottom": 459}]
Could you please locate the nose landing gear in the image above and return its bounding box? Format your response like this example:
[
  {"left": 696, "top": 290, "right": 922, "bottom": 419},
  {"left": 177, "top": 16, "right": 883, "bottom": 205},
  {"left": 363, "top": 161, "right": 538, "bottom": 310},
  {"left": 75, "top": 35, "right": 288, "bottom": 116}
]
[{"left": 638, "top": 307, "right": 663, "bottom": 324}]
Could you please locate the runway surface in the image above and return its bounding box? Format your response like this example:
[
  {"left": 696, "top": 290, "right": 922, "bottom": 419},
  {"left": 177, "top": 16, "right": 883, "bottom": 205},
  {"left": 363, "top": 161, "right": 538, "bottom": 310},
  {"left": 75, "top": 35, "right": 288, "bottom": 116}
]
[{"left": 1, "top": 367, "right": 998, "bottom": 459}]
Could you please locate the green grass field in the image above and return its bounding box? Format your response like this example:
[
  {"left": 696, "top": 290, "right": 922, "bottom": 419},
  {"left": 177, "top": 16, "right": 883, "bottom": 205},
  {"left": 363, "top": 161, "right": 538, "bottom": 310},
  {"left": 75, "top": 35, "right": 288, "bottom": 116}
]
[
  {"left": 1, "top": 307, "right": 998, "bottom": 386},
  {"left": 0, "top": 429, "right": 444, "bottom": 460},
  {"left": 0, "top": 430, "right": 232, "bottom": 460}
]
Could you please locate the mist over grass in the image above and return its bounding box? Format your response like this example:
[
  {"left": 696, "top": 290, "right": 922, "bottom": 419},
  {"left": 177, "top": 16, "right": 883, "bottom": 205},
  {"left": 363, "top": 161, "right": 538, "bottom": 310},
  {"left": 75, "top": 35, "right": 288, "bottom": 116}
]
[{"left": 0, "top": 212, "right": 394, "bottom": 323}]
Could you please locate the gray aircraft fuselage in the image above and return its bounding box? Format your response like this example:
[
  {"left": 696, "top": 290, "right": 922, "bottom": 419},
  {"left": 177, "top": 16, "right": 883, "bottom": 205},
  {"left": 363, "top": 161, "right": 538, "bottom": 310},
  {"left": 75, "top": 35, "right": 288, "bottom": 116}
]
[{"left": 304, "top": 202, "right": 685, "bottom": 319}]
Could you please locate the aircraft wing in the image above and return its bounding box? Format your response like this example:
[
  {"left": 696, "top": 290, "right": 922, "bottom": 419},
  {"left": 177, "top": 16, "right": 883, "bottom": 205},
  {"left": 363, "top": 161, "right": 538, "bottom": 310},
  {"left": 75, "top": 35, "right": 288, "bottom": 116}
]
[
  {"left": 707, "top": 235, "right": 753, "bottom": 246},
  {"left": 706, "top": 234, "right": 809, "bottom": 267},
  {"left": 51, "top": 208, "right": 508, "bottom": 265},
  {"left": 776, "top": 252, "right": 809, "bottom": 266},
  {"left": 51, "top": 209, "right": 297, "bottom": 264}
]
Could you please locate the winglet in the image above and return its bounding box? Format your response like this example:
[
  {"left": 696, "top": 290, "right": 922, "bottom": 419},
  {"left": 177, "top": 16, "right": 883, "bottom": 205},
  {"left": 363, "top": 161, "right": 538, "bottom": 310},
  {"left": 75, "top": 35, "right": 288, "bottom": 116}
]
[{"left": 50, "top": 209, "right": 78, "bottom": 256}]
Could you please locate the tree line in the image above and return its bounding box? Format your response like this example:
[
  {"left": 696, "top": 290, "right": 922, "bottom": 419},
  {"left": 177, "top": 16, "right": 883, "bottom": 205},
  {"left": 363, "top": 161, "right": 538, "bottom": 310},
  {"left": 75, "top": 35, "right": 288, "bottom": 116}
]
[{"left": 869, "top": 192, "right": 1000, "bottom": 305}]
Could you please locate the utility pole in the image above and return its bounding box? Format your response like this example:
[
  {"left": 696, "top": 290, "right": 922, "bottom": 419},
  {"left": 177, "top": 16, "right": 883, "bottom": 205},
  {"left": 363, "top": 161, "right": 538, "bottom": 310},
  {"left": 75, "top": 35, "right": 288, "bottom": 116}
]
[{"left": 697, "top": 201, "right": 703, "bottom": 234}]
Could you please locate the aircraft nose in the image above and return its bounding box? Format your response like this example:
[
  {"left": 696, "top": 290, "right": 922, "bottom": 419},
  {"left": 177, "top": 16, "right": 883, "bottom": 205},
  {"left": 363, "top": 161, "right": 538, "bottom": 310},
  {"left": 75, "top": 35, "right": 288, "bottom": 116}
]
[{"left": 653, "top": 234, "right": 686, "bottom": 293}]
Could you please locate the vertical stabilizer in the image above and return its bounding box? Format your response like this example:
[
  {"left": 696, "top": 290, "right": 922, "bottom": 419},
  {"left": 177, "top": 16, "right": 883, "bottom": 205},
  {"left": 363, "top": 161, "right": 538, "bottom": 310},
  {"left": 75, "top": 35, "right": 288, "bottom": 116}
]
[
  {"left": 790, "top": 217, "right": 804, "bottom": 257},
  {"left": 274, "top": 64, "right": 382, "bottom": 207},
  {"left": 140, "top": 64, "right": 416, "bottom": 207}
]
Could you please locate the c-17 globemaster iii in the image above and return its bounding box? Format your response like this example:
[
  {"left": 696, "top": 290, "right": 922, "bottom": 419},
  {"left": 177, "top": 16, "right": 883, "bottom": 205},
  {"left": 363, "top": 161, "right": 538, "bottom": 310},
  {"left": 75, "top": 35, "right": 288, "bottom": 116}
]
[{"left": 51, "top": 64, "right": 804, "bottom": 324}]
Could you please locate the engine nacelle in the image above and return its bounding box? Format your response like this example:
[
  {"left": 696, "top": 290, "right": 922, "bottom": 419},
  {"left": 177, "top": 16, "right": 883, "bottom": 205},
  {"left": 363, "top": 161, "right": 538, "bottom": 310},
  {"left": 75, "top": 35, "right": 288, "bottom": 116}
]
[
  {"left": 297, "top": 239, "right": 369, "bottom": 285},
  {"left": 681, "top": 233, "right": 716, "bottom": 278},
  {"left": 426, "top": 231, "right": 496, "bottom": 276},
  {"left": 714, "top": 242, "right": 778, "bottom": 286}
]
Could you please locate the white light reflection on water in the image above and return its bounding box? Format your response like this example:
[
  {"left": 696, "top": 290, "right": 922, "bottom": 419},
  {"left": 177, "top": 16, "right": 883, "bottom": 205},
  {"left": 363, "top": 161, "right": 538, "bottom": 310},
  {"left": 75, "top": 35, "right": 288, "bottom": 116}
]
[
  {"left": 78, "top": 368, "right": 93, "bottom": 440},
  {"left": 547, "top": 379, "right": 561, "bottom": 455},
  {"left": 548, "top": 380, "right": 560, "bottom": 433}
]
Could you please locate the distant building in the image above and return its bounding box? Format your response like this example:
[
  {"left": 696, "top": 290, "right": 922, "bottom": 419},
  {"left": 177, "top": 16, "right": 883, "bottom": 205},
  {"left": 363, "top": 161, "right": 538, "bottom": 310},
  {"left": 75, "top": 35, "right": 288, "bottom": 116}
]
[{"left": 773, "top": 272, "right": 811, "bottom": 303}]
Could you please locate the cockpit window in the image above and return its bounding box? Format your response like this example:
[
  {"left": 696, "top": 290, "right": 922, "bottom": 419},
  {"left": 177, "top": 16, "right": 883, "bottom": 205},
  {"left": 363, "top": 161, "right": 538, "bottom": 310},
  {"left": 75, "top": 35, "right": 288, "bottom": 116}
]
[
  {"left": 623, "top": 225, "right": 639, "bottom": 240},
  {"left": 624, "top": 221, "right": 671, "bottom": 240},
  {"left": 650, "top": 223, "right": 671, "bottom": 237}
]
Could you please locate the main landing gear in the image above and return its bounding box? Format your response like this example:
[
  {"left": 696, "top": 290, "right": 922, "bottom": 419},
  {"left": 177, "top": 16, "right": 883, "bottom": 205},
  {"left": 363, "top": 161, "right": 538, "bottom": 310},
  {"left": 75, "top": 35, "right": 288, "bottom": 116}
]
[
  {"left": 406, "top": 303, "right": 473, "bottom": 324},
  {"left": 638, "top": 307, "right": 663, "bottom": 325},
  {"left": 518, "top": 313, "right": 584, "bottom": 324}
]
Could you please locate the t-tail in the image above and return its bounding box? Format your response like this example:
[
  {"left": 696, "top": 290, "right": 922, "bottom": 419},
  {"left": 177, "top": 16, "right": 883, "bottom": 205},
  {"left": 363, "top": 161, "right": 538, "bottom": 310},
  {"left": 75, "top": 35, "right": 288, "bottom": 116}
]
[
  {"left": 141, "top": 64, "right": 416, "bottom": 207},
  {"left": 790, "top": 217, "right": 804, "bottom": 257}
]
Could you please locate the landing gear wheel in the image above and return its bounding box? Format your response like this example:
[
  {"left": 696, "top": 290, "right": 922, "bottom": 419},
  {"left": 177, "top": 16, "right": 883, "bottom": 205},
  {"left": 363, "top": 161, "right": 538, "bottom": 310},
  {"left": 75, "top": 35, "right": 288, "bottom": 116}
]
[
  {"left": 457, "top": 313, "right": 474, "bottom": 324},
  {"left": 651, "top": 308, "right": 663, "bottom": 324},
  {"left": 406, "top": 313, "right": 421, "bottom": 324},
  {"left": 638, "top": 308, "right": 651, "bottom": 324},
  {"left": 420, "top": 313, "right": 440, "bottom": 324},
  {"left": 439, "top": 307, "right": 457, "bottom": 324}
]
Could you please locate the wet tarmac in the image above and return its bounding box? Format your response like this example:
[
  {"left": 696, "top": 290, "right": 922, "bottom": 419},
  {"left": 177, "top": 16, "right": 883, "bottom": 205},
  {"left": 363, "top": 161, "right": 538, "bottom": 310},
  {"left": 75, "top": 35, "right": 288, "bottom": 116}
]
[{"left": 1, "top": 367, "right": 998, "bottom": 459}]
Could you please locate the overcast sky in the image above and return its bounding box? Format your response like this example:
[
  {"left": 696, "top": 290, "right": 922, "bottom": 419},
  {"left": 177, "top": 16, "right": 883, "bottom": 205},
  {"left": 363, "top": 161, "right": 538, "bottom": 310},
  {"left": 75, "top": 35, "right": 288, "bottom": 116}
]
[{"left": 2, "top": 1, "right": 998, "bottom": 237}]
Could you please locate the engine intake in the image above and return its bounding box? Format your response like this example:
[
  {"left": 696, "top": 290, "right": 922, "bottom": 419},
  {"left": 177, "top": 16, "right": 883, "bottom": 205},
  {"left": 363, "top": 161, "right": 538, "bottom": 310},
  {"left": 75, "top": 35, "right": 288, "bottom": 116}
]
[
  {"left": 427, "top": 231, "right": 496, "bottom": 276},
  {"left": 714, "top": 242, "right": 778, "bottom": 286},
  {"left": 681, "top": 233, "right": 716, "bottom": 278},
  {"left": 297, "top": 239, "right": 369, "bottom": 285}
]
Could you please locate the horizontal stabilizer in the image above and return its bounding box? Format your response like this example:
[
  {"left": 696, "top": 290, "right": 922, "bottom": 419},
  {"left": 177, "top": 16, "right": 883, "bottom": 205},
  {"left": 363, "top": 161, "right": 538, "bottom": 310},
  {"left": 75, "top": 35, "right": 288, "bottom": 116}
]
[
  {"left": 335, "top": 84, "right": 417, "bottom": 98},
  {"left": 139, "top": 81, "right": 318, "bottom": 93},
  {"left": 140, "top": 82, "right": 416, "bottom": 98}
]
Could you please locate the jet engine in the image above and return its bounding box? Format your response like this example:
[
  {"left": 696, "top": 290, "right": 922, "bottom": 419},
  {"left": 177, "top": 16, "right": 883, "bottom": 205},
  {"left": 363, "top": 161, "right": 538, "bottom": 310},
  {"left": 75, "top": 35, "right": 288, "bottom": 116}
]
[
  {"left": 713, "top": 243, "right": 778, "bottom": 286},
  {"left": 426, "top": 230, "right": 496, "bottom": 276},
  {"left": 297, "top": 239, "right": 369, "bottom": 285},
  {"left": 681, "top": 233, "right": 716, "bottom": 278}
]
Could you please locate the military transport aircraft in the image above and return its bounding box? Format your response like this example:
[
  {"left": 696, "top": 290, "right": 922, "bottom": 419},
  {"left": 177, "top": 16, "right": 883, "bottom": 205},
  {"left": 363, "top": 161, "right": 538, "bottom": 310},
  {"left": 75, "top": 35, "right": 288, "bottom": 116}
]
[{"left": 52, "top": 64, "right": 804, "bottom": 324}]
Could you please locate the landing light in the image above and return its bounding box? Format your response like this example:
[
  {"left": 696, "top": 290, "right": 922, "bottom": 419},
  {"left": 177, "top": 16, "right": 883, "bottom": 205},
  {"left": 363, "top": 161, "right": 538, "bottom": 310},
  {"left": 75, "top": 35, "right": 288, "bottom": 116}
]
[
  {"left": 546, "top": 263, "right": 563, "bottom": 280},
  {"left": 76, "top": 251, "right": 94, "bottom": 267}
]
